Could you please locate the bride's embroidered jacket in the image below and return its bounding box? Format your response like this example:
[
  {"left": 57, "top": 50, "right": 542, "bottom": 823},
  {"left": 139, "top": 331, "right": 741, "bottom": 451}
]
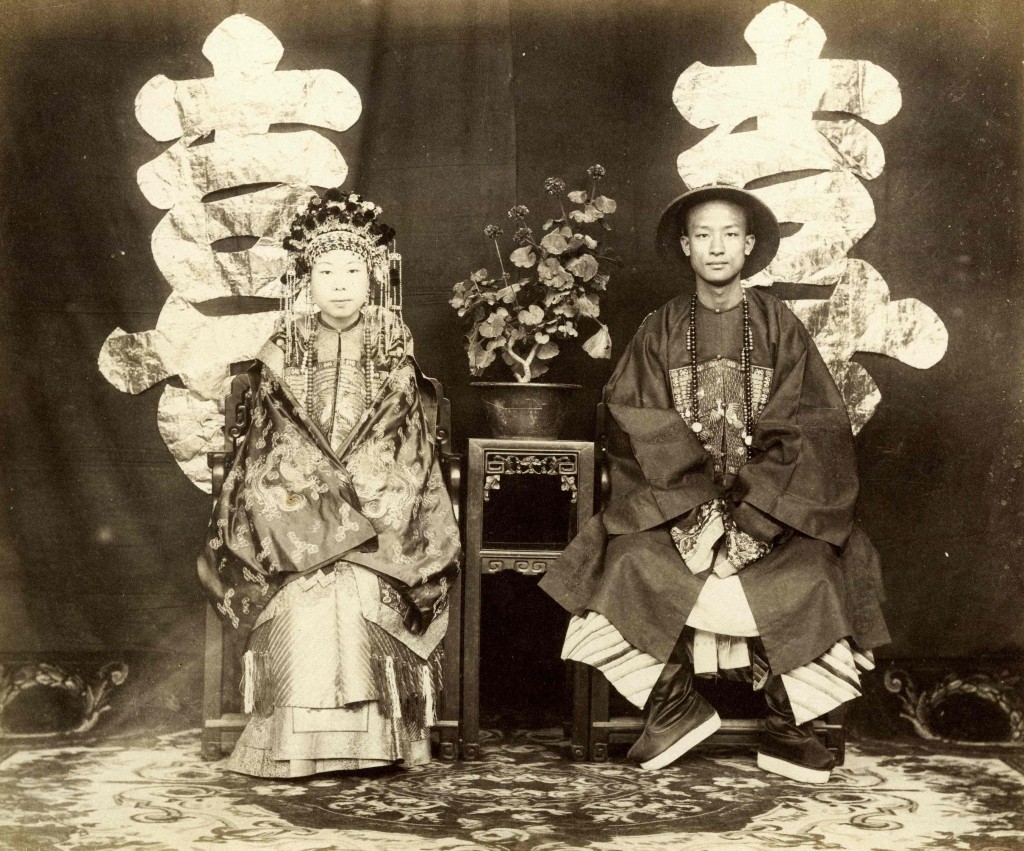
[{"left": 197, "top": 325, "right": 460, "bottom": 647}]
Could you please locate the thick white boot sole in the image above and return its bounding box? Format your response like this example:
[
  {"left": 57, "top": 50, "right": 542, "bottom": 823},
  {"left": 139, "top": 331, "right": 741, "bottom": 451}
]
[
  {"left": 639, "top": 712, "right": 721, "bottom": 771},
  {"left": 757, "top": 751, "right": 832, "bottom": 784}
]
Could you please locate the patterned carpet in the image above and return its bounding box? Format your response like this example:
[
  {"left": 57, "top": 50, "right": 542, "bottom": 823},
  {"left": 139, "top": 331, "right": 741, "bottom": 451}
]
[{"left": 1, "top": 729, "right": 1023, "bottom": 850}]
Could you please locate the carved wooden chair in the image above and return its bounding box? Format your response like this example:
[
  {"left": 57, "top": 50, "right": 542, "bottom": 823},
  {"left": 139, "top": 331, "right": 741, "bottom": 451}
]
[
  {"left": 201, "top": 361, "right": 464, "bottom": 761},
  {"left": 577, "top": 403, "right": 846, "bottom": 763}
]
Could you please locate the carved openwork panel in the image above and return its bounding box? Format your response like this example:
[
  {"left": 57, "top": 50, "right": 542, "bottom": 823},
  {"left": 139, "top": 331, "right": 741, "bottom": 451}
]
[{"left": 481, "top": 450, "right": 581, "bottom": 567}]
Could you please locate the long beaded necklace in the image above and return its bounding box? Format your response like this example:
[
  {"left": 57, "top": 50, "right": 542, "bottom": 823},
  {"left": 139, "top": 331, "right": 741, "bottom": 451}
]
[
  {"left": 362, "top": 308, "right": 376, "bottom": 410},
  {"left": 686, "top": 292, "right": 755, "bottom": 460}
]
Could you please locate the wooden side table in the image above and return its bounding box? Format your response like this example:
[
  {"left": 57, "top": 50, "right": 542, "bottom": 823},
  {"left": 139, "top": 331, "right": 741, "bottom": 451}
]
[{"left": 461, "top": 438, "right": 595, "bottom": 760}]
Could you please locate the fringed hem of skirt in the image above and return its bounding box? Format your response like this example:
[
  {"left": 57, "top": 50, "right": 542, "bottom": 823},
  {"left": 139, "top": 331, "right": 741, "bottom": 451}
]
[
  {"left": 371, "top": 648, "right": 444, "bottom": 729},
  {"left": 240, "top": 620, "right": 445, "bottom": 729}
]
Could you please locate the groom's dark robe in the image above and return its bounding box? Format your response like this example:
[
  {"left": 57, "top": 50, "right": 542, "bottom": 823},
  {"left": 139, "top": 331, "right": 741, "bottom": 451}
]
[{"left": 540, "top": 288, "right": 889, "bottom": 674}]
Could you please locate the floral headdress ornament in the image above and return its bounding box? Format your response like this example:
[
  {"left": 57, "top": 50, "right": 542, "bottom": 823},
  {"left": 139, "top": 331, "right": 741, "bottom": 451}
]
[{"left": 284, "top": 188, "right": 395, "bottom": 279}]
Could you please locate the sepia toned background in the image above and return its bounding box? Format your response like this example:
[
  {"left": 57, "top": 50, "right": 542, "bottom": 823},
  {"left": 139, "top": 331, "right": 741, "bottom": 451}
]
[{"left": 0, "top": 0, "right": 1020, "bottom": 731}]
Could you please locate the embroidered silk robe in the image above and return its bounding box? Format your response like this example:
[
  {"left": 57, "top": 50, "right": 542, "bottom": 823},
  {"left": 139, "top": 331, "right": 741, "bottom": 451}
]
[
  {"left": 197, "top": 328, "right": 459, "bottom": 644},
  {"left": 540, "top": 288, "right": 889, "bottom": 675}
]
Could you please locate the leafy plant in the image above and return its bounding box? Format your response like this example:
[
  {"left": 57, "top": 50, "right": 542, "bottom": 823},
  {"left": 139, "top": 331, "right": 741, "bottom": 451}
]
[{"left": 450, "top": 166, "right": 619, "bottom": 382}]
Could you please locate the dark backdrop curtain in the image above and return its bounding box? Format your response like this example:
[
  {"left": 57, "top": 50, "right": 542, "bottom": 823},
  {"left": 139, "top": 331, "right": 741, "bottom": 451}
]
[{"left": 0, "top": 0, "right": 1021, "bottom": 724}]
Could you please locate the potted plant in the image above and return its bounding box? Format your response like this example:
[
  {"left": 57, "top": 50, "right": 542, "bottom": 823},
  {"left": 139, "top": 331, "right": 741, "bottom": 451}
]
[{"left": 450, "top": 166, "right": 618, "bottom": 437}]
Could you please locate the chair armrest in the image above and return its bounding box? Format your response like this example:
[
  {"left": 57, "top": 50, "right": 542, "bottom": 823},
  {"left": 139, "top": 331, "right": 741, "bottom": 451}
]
[
  {"left": 208, "top": 451, "right": 229, "bottom": 498},
  {"left": 441, "top": 451, "right": 463, "bottom": 525},
  {"left": 598, "top": 456, "right": 611, "bottom": 510},
  {"left": 595, "top": 401, "right": 611, "bottom": 510}
]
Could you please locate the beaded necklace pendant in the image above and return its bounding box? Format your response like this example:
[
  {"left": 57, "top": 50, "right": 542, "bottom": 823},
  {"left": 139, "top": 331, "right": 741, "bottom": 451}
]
[{"left": 688, "top": 293, "right": 755, "bottom": 457}]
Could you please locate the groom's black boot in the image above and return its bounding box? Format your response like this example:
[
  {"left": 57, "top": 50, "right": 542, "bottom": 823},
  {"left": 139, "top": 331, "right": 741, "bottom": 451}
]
[
  {"left": 757, "top": 673, "right": 835, "bottom": 784},
  {"left": 626, "top": 633, "right": 720, "bottom": 770}
]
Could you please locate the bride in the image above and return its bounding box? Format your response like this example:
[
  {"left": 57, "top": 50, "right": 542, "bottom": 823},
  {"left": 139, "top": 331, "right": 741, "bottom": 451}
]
[{"left": 197, "top": 188, "right": 460, "bottom": 778}]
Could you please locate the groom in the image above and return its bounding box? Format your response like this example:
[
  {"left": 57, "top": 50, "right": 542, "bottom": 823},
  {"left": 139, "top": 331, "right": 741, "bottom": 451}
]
[{"left": 540, "top": 184, "right": 889, "bottom": 783}]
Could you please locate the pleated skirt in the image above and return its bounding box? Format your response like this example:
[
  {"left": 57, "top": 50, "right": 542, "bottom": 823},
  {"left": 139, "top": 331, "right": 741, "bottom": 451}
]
[{"left": 227, "top": 564, "right": 434, "bottom": 778}]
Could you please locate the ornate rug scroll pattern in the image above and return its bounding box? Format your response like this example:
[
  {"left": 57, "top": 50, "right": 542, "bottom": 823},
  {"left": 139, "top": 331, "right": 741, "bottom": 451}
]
[{"left": 1, "top": 729, "right": 1022, "bottom": 850}]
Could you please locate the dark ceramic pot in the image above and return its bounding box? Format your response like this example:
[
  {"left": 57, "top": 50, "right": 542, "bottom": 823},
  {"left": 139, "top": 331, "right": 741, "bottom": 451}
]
[{"left": 472, "top": 382, "right": 581, "bottom": 439}]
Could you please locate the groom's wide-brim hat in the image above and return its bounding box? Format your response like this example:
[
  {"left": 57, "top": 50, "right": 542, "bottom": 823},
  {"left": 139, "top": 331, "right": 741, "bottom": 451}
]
[{"left": 656, "top": 185, "right": 781, "bottom": 278}]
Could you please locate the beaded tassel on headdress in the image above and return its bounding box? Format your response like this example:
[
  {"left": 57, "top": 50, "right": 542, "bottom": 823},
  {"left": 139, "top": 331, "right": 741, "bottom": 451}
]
[
  {"left": 303, "top": 277, "right": 316, "bottom": 410},
  {"left": 386, "top": 240, "right": 406, "bottom": 348},
  {"left": 281, "top": 266, "right": 297, "bottom": 364},
  {"left": 388, "top": 241, "right": 403, "bottom": 317},
  {"left": 361, "top": 241, "right": 406, "bottom": 408}
]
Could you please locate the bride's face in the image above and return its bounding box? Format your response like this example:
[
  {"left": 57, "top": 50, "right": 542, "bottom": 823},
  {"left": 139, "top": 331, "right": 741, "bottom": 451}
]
[{"left": 309, "top": 248, "right": 371, "bottom": 330}]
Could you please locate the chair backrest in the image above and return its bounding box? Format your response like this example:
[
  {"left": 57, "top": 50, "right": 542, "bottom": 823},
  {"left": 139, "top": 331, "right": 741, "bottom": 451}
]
[
  {"left": 421, "top": 375, "right": 453, "bottom": 458},
  {"left": 208, "top": 361, "right": 258, "bottom": 497}
]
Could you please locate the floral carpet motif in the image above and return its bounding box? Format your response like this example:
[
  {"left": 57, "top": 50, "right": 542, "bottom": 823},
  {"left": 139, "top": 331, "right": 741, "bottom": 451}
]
[{"left": 0, "top": 729, "right": 1022, "bottom": 850}]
